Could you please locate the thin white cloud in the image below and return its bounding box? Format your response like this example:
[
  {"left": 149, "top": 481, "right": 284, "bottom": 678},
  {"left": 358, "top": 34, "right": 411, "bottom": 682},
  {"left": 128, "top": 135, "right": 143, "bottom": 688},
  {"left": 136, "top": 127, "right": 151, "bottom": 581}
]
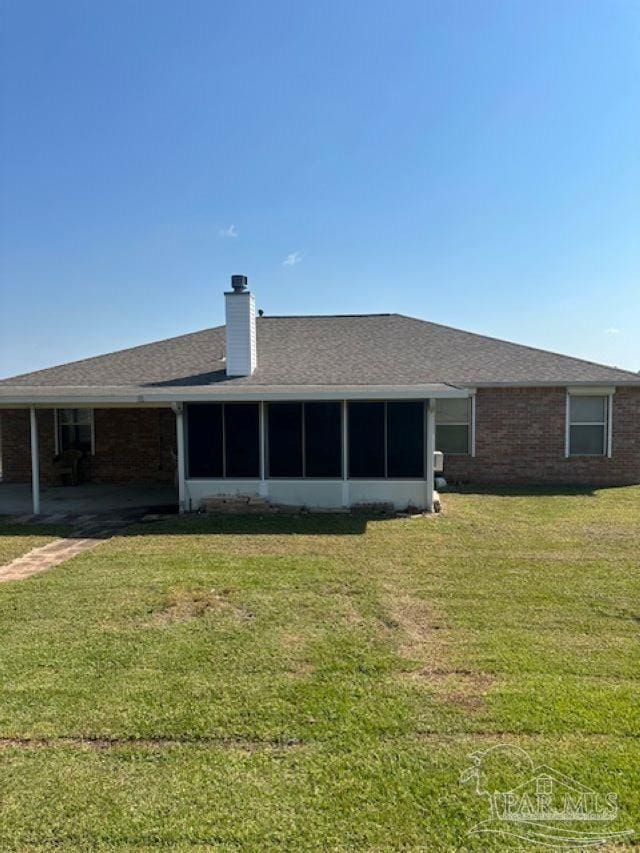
[
  {"left": 218, "top": 224, "right": 238, "bottom": 238},
  {"left": 603, "top": 327, "right": 622, "bottom": 336},
  {"left": 282, "top": 251, "right": 304, "bottom": 267}
]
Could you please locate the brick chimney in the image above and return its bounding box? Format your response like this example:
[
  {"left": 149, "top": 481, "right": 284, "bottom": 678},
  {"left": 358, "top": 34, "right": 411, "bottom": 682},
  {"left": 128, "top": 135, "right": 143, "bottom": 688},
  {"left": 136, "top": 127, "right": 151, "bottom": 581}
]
[{"left": 224, "top": 275, "right": 257, "bottom": 376}]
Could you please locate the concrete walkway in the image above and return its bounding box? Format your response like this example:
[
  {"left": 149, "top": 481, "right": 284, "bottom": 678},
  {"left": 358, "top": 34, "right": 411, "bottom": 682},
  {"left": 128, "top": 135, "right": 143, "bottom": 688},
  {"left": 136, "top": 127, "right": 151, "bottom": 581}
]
[
  {"left": 0, "top": 517, "right": 134, "bottom": 583},
  {"left": 0, "top": 483, "right": 177, "bottom": 517}
]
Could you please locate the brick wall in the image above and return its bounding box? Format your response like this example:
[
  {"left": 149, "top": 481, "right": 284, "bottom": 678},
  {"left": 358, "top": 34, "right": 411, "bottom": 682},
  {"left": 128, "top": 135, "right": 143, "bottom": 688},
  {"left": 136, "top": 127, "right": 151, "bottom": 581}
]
[
  {"left": 2, "top": 389, "right": 639, "bottom": 488},
  {"left": 0, "top": 410, "right": 57, "bottom": 484},
  {"left": 0, "top": 408, "right": 176, "bottom": 485},
  {"left": 442, "top": 386, "right": 640, "bottom": 485}
]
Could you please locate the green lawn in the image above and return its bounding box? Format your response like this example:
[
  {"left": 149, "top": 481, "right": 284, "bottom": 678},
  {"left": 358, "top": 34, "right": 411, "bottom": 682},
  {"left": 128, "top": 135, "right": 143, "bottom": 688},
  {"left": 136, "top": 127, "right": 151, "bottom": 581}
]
[
  {"left": 0, "top": 522, "right": 73, "bottom": 566},
  {"left": 0, "top": 488, "right": 638, "bottom": 850}
]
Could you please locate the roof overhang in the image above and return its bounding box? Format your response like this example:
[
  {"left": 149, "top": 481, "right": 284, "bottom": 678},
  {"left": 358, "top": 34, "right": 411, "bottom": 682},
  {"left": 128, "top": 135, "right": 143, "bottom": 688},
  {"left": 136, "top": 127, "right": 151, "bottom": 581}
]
[{"left": 0, "top": 383, "right": 471, "bottom": 407}]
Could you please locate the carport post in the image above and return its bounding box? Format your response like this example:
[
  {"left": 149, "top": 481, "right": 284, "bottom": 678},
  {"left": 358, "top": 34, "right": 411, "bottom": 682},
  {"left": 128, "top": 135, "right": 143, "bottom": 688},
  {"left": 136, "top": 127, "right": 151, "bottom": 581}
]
[
  {"left": 174, "top": 403, "right": 186, "bottom": 513},
  {"left": 425, "top": 399, "right": 435, "bottom": 513},
  {"left": 29, "top": 406, "right": 40, "bottom": 515}
]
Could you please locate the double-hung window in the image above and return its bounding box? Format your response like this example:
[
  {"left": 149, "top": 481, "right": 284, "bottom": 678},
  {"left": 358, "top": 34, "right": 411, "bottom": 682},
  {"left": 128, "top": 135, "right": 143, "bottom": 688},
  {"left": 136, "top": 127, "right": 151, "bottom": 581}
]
[
  {"left": 435, "top": 398, "right": 471, "bottom": 455},
  {"left": 568, "top": 394, "right": 610, "bottom": 456},
  {"left": 57, "top": 409, "right": 93, "bottom": 454}
]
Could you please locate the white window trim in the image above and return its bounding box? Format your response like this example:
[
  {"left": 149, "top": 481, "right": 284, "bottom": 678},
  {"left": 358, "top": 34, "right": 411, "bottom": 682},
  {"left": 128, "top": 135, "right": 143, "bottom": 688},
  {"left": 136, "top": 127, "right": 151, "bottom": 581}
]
[
  {"left": 565, "top": 389, "right": 614, "bottom": 459},
  {"left": 54, "top": 408, "right": 95, "bottom": 455},
  {"left": 435, "top": 393, "right": 475, "bottom": 456},
  {"left": 470, "top": 390, "right": 476, "bottom": 458}
]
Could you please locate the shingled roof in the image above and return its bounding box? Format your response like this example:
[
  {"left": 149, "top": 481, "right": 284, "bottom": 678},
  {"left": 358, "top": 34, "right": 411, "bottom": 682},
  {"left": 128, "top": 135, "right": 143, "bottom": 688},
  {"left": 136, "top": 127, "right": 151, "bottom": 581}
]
[{"left": 1, "top": 314, "right": 638, "bottom": 400}]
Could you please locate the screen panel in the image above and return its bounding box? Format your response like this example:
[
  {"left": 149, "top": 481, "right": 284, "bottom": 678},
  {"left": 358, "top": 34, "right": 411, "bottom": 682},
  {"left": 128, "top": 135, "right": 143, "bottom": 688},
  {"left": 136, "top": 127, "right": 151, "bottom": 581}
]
[
  {"left": 387, "top": 401, "right": 424, "bottom": 477},
  {"left": 348, "top": 402, "right": 385, "bottom": 477},
  {"left": 187, "top": 404, "right": 223, "bottom": 477},
  {"left": 268, "top": 403, "right": 303, "bottom": 477},
  {"left": 225, "top": 403, "right": 260, "bottom": 477},
  {"left": 304, "top": 402, "right": 342, "bottom": 477}
]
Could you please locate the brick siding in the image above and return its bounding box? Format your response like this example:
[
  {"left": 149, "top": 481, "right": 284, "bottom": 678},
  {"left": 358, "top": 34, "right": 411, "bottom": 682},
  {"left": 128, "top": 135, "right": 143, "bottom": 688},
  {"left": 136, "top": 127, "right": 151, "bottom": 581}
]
[
  {"left": 0, "top": 408, "right": 176, "bottom": 485},
  {"left": 1, "top": 389, "right": 639, "bottom": 487},
  {"left": 442, "top": 386, "right": 640, "bottom": 485}
]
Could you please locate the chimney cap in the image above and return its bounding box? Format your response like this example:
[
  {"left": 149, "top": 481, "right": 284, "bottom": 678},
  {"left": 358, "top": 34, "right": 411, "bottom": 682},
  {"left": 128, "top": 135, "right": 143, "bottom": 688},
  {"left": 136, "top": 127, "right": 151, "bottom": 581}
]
[{"left": 230, "top": 274, "right": 248, "bottom": 293}]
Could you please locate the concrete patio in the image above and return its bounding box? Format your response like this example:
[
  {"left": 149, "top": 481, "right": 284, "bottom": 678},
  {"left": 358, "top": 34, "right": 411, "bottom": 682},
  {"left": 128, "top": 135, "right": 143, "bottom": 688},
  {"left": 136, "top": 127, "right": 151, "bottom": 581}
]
[{"left": 0, "top": 483, "right": 178, "bottom": 518}]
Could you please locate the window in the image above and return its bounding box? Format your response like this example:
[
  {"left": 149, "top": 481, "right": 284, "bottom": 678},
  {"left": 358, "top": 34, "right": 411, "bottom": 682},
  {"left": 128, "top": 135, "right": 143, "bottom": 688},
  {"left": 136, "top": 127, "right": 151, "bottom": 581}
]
[
  {"left": 57, "top": 409, "right": 93, "bottom": 453},
  {"left": 267, "top": 402, "right": 342, "bottom": 478},
  {"left": 186, "top": 403, "right": 259, "bottom": 477},
  {"left": 568, "top": 395, "right": 608, "bottom": 456},
  {"left": 436, "top": 398, "right": 471, "bottom": 455},
  {"left": 348, "top": 402, "right": 385, "bottom": 477},
  {"left": 348, "top": 401, "right": 425, "bottom": 478},
  {"left": 387, "top": 401, "right": 425, "bottom": 477}
]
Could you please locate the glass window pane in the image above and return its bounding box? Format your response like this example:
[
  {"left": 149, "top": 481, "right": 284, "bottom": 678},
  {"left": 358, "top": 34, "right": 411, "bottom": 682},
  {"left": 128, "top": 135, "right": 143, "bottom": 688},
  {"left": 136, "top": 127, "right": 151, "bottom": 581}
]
[
  {"left": 59, "top": 424, "right": 91, "bottom": 453},
  {"left": 304, "top": 402, "right": 342, "bottom": 478},
  {"left": 75, "top": 409, "right": 93, "bottom": 425},
  {"left": 570, "top": 396, "right": 605, "bottom": 423},
  {"left": 76, "top": 425, "right": 92, "bottom": 452},
  {"left": 59, "top": 409, "right": 74, "bottom": 425},
  {"left": 387, "top": 401, "right": 424, "bottom": 478},
  {"left": 268, "top": 403, "right": 303, "bottom": 477},
  {"left": 437, "top": 424, "right": 469, "bottom": 455},
  {"left": 187, "top": 404, "right": 223, "bottom": 477},
  {"left": 570, "top": 424, "right": 605, "bottom": 455},
  {"left": 225, "top": 404, "right": 260, "bottom": 478},
  {"left": 436, "top": 398, "right": 470, "bottom": 425},
  {"left": 348, "top": 402, "right": 385, "bottom": 477}
]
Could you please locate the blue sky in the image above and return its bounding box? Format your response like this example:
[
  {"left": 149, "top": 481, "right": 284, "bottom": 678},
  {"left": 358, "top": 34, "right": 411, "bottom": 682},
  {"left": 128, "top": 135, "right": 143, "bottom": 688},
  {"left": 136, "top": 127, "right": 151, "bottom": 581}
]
[{"left": 1, "top": 0, "right": 639, "bottom": 378}]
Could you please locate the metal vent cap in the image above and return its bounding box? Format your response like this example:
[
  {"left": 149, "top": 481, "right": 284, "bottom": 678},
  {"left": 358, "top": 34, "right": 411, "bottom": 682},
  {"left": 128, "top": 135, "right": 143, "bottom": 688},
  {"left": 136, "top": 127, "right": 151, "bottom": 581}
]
[{"left": 230, "top": 274, "right": 248, "bottom": 292}]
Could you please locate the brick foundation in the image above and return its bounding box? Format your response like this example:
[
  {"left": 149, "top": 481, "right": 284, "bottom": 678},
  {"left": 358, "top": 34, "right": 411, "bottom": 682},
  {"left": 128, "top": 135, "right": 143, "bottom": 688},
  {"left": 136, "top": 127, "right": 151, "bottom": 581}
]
[{"left": 0, "top": 408, "right": 176, "bottom": 485}]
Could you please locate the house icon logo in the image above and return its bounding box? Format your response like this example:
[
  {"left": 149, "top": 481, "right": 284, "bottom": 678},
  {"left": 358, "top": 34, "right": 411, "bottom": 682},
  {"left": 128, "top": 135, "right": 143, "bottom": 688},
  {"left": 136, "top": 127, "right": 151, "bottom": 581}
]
[{"left": 460, "top": 744, "right": 634, "bottom": 848}]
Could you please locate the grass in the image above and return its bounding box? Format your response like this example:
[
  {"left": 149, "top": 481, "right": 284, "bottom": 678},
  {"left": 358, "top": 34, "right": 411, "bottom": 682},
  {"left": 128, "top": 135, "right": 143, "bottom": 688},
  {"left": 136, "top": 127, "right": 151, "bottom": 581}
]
[
  {"left": 0, "top": 487, "right": 638, "bottom": 849},
  {"left": 0, "top": 522, "right": 74, "bottom": 566}
]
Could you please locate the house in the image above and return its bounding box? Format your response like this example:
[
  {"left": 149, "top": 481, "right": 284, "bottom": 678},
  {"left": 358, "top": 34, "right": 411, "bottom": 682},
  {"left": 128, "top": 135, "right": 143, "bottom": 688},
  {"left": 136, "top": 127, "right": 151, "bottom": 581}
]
[{"left": 1, "top": 275, "right": 639, "bottom": 515}]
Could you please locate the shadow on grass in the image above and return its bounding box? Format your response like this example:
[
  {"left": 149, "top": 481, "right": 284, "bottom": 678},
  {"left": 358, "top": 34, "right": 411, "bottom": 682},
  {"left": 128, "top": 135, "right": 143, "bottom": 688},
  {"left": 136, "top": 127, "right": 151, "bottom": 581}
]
[
  {"left": 0, "top": 512, "right": 371, "bottom": 538},
  {"left": 445, "top": 483, "right": 607, "bottom": 497},
  {"left": 0, "top": 523, "right": 76, "bottom": 539},
  {"left": 122, "top": 513, "right": 370, "bottom": 537}
]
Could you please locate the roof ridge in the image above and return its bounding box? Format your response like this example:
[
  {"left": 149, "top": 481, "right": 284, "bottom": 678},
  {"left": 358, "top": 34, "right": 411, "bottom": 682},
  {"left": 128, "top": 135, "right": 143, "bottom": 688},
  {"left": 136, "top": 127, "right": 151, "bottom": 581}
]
[
  {"left": 395, "top": 314, "right": 640, "bottom": 380},
  {"left": 260, "top": 313, "right": 394, "bottom": 319}
]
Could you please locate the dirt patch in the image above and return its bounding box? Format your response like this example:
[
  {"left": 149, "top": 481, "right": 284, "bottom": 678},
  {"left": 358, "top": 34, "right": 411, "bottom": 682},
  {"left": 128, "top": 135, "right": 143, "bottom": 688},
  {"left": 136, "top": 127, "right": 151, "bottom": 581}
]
[
  {"left": 149, "top": 588, "right": 253, "bottom": 626},
  {"left": 382, "top": 590, "right": 451, "bottom": 664},
  {"left": 407, "top": 667, "right": 496, "bottom": 712},
  {"left": 382, "top": 588, "right": 496, "bottom": 713},
  {"left": 0, "top": 735, "right": 302, "bottom": 752},
  {"left": 277, "top": 631, "right": 316, "bottom": 678},
  {"left": 441, "top": 672, "right": 495, "bottom": 710}
]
